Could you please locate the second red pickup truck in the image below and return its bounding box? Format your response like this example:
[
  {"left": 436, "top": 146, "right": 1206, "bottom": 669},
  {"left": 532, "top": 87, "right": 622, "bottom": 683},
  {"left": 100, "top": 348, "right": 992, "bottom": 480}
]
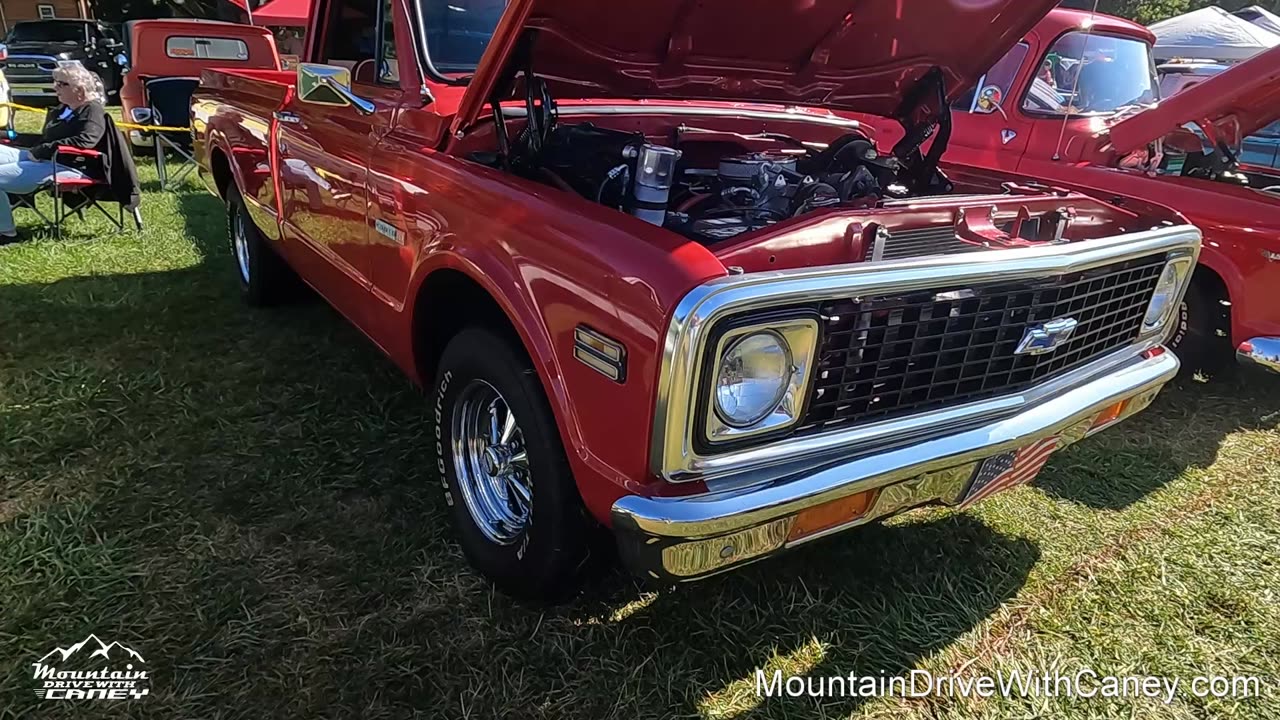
[
  {"left": 863, "top": 8, "right": 1280, "bottom": 375},
  {"left": 194, "top": 0, "right": 1201, "bottom": 599}
]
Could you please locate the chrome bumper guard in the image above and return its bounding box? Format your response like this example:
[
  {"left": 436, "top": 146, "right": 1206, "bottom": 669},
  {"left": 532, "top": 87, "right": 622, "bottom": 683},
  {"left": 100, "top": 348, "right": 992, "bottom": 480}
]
[
  {"left": 613, "top": 347, "right": 1177, "bottom": 582},
  {"left": 1237, "top": 337, "right": 1280, "bottom": 374}
]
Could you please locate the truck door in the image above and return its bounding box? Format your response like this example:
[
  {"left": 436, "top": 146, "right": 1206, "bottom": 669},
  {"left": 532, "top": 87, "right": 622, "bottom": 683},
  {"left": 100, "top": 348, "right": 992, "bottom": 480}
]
[
  {"left": 275, "top": 0, "right": 401, "bottom": 321},
  {"left": 948, "top": 42, "right": 1034, "bottom": 172}
]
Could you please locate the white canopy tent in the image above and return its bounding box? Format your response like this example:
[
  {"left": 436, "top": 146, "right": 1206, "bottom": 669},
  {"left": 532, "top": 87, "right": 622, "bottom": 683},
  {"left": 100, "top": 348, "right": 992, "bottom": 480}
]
[
  {"left": 1235, "top": 5, "right": 1280, "bottom": 36},
  {"left": 1149, "top": 6, "right": 1280, "bottom": 62}
]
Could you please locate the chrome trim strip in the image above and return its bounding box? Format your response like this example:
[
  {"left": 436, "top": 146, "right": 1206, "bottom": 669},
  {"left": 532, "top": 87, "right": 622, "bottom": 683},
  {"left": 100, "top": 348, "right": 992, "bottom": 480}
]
[
  {"left": 619, "top": 347, "right": 1177, "bottom": 543},
  {"left": 651, "top": 224, "right": 1202, "bottom": 483},
  {"left": 574, "top": 347, "right": 622, "bottom": 381},
  {"left": 501, "top": 104, "right": 866, "bottom": 130}
]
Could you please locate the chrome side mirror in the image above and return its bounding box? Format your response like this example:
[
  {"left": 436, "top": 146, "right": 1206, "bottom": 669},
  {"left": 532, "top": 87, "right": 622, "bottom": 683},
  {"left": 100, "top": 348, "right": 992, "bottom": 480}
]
[
  {"left": 114, "top": 53, "right": 129, "bottom": 70},
  {"left": 297, "top": 63, "right": 374, "bottom": 115},
  {"left": 975, "top": 84, "right": 1009, "bottom": 120}
]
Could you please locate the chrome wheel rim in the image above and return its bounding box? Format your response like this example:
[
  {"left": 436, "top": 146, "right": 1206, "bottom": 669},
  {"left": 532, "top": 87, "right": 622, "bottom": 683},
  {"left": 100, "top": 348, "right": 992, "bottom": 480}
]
[
  {"left": 451, "top": 379, "right": 532, "bottom": 545},
  {"left": 232, "top": 210, "right": 251, "bottom": 284}
]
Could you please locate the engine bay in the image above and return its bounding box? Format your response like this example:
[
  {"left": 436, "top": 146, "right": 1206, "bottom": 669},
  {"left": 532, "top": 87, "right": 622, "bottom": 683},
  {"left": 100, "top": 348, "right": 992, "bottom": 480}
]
[
  {"left": 509, "top": 121, "right": 941, "bottom": 245},
  {"left": 471, "top": 75, "right": 967, "bottom": 246},
  {"left": 464, "top": 75, "right": 1180, "bottom": 266}
]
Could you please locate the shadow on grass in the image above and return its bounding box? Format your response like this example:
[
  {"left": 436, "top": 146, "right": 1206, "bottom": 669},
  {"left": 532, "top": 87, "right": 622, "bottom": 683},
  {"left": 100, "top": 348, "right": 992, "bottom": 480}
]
[{"left": 1033, "top": 376, "right": 1280, "bottom": 510}]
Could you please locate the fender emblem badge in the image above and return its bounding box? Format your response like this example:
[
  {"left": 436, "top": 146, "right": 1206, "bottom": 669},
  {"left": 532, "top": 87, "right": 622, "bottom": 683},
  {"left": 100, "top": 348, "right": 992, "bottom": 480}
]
[
  {"left": 373, "top": 218, "right": 401, "bottom": 243},
  {"left": 1015, "top": 317, "right": 1078, "bottom": 356}
]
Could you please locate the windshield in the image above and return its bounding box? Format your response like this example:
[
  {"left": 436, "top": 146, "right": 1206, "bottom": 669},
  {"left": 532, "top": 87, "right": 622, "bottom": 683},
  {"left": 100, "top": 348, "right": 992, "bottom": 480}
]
[
  {"left": 1022, "top": 32, "right": 1159, "bottom": 116},
  {"left": 5, "top": 21, "right": 88, "bottom": 44},
  {"left": 419, "top": 0, "right": 507, "bottom": 74}
]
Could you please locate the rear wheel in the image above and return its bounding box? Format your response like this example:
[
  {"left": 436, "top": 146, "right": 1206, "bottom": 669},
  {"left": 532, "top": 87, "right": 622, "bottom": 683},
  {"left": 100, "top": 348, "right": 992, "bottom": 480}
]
[
  {"left": 226, "top": 186, "right": 295, "bottom": 306},
  {"left": 434, "top": 327, "right": 599, "bottom": 602}
]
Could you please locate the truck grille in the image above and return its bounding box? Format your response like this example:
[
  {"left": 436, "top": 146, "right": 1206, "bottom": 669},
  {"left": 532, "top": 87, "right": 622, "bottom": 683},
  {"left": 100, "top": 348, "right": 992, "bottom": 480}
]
[
  {"left": 4, "top": 56, "right": 57, "bottom": 83},
  {"left": 796, "top": 253, "right": 1166, "bottom": 435}
]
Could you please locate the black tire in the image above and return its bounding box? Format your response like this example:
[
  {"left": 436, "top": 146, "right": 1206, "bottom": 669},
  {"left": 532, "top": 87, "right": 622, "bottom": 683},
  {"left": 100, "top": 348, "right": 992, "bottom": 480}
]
[
  {"left": 226, "top": 185, "right": 294, "bottom": 306},
  {"left": 434, "top": 327, "right": 599, "bottom": 602},
  {"left": 1168, "top": 281, "right": 1231, "bottom": 376}
]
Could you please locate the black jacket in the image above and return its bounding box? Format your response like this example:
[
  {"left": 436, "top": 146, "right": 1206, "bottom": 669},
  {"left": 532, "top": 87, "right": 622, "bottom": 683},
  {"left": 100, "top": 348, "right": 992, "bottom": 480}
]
[
  {"left": 30, "top": 102, "right": 107, "bottom": 166},
  {"left": 98, "top": 114, "right": 142, "bottom": 211}
]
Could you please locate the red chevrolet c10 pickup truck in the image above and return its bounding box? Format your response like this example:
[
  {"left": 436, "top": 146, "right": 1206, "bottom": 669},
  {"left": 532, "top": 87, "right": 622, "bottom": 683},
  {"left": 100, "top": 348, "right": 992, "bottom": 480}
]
[{"left": 193, "top": 0, "right": 1201, "bottom": 600}]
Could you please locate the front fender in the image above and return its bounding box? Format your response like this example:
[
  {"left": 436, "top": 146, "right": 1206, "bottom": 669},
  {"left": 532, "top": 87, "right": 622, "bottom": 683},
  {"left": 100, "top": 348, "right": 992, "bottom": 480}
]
[{"left": 397, "top": 157, "right": 726, "bottom": 523}]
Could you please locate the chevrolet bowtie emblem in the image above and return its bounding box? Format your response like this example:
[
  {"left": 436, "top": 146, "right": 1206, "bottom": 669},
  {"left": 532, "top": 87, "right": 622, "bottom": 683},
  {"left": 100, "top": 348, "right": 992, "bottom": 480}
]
[{"left": 1015, "top": 317, "right": 1079, "bottom": 355}]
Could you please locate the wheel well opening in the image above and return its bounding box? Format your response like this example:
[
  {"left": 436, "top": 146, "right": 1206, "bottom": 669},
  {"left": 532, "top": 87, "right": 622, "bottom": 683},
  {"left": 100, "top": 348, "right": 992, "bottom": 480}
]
[
  {"left": 413, "top": 270, "right": 525, "bottom": 385},
  {"left": 1191, "top": 264, "right": 1231, "bottom": 329},
  {"left": 210, "top": 148, "right": 233, "bottom": 199}
]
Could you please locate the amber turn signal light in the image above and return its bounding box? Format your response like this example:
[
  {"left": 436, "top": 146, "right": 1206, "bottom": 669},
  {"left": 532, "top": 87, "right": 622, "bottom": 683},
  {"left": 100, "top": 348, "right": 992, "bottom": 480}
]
[
  {"left": 787, "top": 490, "right": 876, "bottom": 542},
  {"left": 1089, "top": 399, "right": 1130, "bottom": 431}
]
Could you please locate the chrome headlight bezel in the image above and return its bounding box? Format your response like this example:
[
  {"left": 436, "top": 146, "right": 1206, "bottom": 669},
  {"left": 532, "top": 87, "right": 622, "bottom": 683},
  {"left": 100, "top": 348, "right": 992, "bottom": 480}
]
[
  {"left": 1141, "top": 254, "right": 1194, "bottom": 336},
  {"left": 701, "top": 316, "right": 819, "bottom": 446}
]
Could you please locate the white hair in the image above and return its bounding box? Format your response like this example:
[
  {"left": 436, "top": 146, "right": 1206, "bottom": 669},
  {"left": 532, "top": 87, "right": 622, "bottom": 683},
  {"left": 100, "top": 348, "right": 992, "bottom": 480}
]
[{"left": 53, "top": 60, "right": 105, "bottom": 105}]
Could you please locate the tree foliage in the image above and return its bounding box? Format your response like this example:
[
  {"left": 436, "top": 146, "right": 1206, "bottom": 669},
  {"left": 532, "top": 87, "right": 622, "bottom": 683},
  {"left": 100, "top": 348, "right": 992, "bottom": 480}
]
[
  {"left": 1060, "top": 0, "right": 1280, "bottom": 24},
  {"left": 87, "top": 0, "right": 236, "bottom": 24}
]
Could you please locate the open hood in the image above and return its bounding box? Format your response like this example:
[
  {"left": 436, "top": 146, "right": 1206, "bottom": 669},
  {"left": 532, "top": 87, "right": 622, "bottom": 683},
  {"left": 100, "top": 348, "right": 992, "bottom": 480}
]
[
  {"left": 1109, "top": 45, "right": 1280, "bottom": 154},
  {"left": 457, "top": 0, "right": 1060, "bottom": 131}
]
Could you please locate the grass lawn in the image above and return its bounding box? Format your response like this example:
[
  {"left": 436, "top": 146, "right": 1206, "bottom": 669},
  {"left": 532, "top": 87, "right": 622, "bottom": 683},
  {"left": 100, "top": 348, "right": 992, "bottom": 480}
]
[{"left": 2, "top": 112, "right": 1280, "bottom": 719}]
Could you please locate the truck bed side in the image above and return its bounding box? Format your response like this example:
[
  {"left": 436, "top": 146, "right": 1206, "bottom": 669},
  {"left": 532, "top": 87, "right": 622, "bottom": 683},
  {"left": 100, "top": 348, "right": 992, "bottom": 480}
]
[{"left": 192, "top": 68, "right": 295, "bottom": 239}]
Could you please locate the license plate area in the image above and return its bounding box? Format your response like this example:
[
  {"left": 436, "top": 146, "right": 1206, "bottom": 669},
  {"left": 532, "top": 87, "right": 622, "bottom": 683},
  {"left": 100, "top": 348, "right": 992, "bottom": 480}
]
[{"left": 959, "top": 436, "right": 1060, "bottom": 508}]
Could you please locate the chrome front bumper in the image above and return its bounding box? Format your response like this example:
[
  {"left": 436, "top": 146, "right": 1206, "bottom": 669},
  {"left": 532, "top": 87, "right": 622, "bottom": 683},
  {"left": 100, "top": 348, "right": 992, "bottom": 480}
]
[
  {"left": 1238, "top": 337, "right": 1280, "bottom": 374},
  {"left": 612, "top": 347, "right": 1178, "bottom": 582}
]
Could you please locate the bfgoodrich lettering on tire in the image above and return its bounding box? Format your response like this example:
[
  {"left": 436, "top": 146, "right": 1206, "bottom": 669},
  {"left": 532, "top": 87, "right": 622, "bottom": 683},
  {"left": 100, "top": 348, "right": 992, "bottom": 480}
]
[
  {"left": 1169, "top": 283, "right": 1230, "bottom": 376},
  {"left": 434, "top": 327, "right": 597, "bottom": 601}
]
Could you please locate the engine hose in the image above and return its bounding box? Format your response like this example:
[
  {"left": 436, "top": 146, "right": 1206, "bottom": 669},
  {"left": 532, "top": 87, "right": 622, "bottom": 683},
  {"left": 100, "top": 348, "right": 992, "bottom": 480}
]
[
  {"left": 597, "top": 164, "right": 630, "bottom": 204},
  {"left": 676, "top": 193, "right": 711, "bottom": 212}
]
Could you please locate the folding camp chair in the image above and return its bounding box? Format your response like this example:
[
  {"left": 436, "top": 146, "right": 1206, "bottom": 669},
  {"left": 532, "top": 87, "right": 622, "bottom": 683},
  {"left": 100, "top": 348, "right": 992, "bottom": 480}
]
[
  {"left": 7, "top": 145, "right": 142, "bottom": 240},
  {"left": 140, "top": 76, "right": 199, "bottom": 189}
]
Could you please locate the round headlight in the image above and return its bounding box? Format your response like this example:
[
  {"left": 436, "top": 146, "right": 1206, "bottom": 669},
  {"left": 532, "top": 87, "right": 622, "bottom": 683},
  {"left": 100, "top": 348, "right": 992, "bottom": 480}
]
[
  {"left": 1143, "top": 261, "right": 1184, "bottom": 330},
  {"left": 714, "top": 331, "right": 793, "bottom": 428}
]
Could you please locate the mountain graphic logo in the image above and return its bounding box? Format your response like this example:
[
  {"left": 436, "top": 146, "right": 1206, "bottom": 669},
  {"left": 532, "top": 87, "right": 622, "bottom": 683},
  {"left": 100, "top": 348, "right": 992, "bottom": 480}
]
[{"left": 37, "top": 635, "right": 146, "bottom": 664}]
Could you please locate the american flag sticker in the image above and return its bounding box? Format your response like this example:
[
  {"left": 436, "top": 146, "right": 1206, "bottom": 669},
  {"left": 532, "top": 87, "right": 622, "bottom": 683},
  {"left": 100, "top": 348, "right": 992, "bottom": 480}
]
[{"left": 959, "top": 436, "right": 1060, "bottom": 509}]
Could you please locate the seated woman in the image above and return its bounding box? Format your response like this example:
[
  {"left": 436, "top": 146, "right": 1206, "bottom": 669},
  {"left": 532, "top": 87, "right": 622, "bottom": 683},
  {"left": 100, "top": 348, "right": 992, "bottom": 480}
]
[{"left": 0, "top": 61, "right": 106, "bottom": 243}]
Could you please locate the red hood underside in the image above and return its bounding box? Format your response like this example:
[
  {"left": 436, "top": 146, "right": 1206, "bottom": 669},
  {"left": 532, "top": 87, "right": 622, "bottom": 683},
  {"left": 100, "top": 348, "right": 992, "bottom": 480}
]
[
  {"left": 1109, "top": 45, "right": 1280, "bottom": 154},
  {"left": 460, "top": 0, "right": 1060, "bottom": 129}
]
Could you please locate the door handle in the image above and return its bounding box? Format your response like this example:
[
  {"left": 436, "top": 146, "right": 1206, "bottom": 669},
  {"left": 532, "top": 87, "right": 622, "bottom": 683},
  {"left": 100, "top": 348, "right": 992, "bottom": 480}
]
[{"left": 274, "top": 110, "right": 301, "bottom": 124}]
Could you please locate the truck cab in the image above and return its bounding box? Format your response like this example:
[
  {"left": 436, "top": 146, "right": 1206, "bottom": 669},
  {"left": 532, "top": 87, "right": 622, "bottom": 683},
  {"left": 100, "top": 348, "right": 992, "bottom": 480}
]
[{"left": 194, "top": 0, "right": 1203, "bottom": 598}]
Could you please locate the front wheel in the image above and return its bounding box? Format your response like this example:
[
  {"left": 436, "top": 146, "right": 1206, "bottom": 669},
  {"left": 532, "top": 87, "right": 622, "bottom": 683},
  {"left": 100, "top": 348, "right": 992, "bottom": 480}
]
[
  {"left": 1168, "top": 282, "right": 1231, "bottom": 376},
  {"left": 434, "top": 327, "right": 600, "bottom": 602}
]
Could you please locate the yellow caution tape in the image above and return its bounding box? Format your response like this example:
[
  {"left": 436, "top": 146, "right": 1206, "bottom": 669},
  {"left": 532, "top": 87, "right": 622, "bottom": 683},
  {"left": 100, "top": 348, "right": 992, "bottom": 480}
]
[
  {"left": 2, "top": 102, "right": 191, "bottom": 132},
  {"left": 117, "top": 121, "right": 192, "bottom": 132},
  {"left": 3, "top": 100, "right": 47, "bottom": 113}
]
